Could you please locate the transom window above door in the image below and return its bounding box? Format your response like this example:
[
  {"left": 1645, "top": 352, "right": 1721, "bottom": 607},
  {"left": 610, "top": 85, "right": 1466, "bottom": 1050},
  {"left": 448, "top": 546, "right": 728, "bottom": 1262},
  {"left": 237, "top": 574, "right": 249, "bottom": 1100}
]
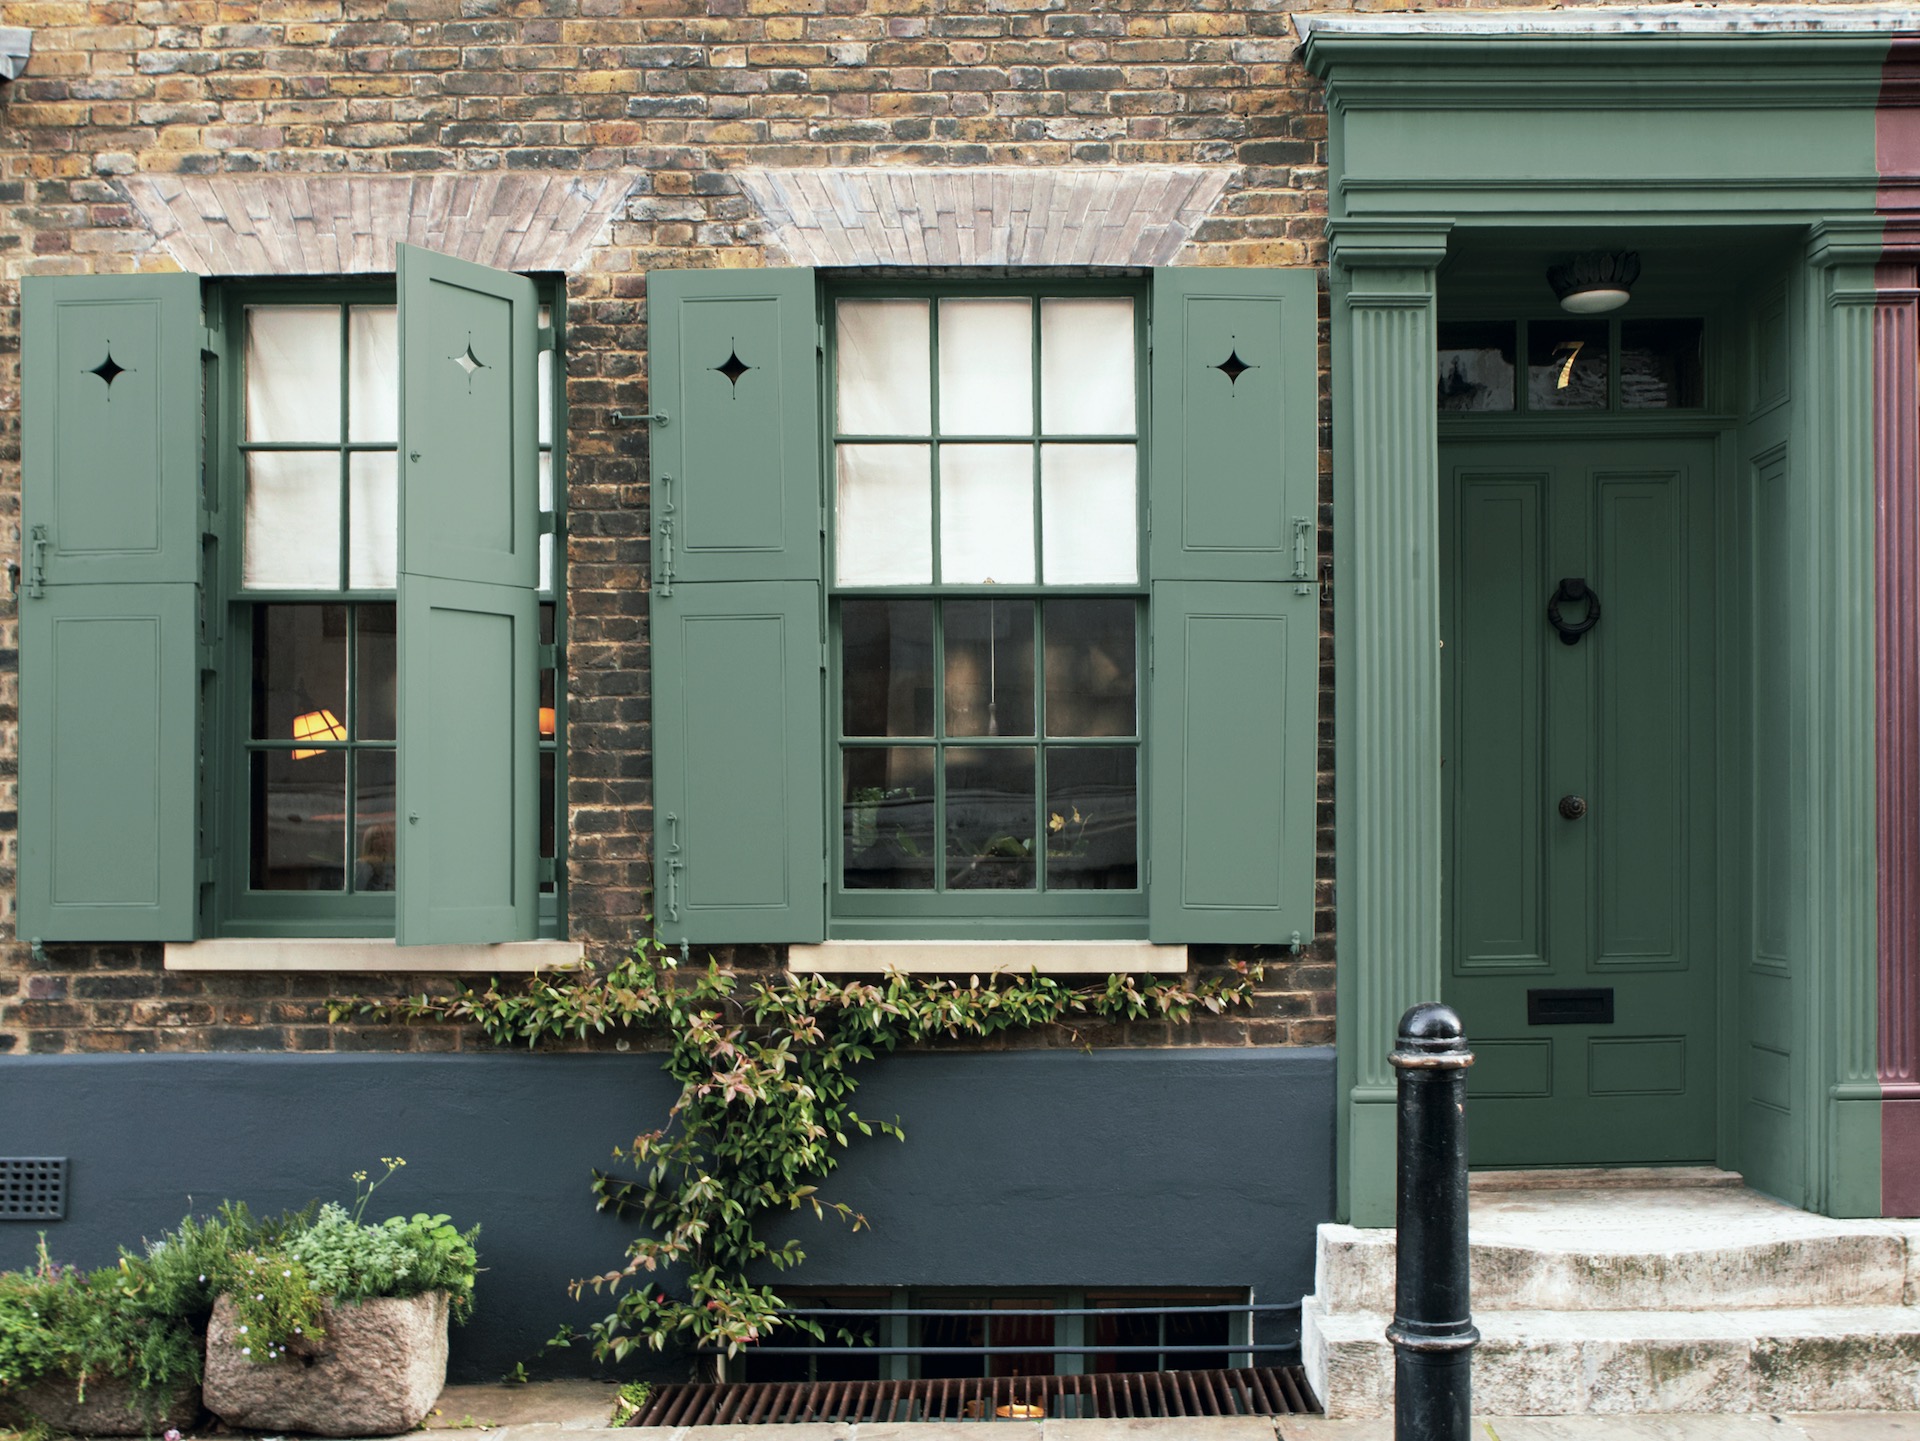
[{"left": 828, "top": 287, "right": 1147, "bottom": 930}]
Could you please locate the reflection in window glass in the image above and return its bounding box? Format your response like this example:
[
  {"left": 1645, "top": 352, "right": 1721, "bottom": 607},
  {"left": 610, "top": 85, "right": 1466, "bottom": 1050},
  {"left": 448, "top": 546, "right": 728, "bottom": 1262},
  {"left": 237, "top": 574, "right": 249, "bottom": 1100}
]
[
  {"left": 1046, "top": 747, "right": 1138, "bottom": 891},
  {"left": 250, "top": 750, "right": 345, "bottom": 891},
  {"left": 841, "top": 600, "right": 935, "bottom": 738},
  {"left": 1526, "top": 321, "right": 1609, "bottom": 410},
  {"left": 945, "top": 599, "right": 1035, "bottom": 739},
  {"left": 1621, "top": 318, "right": 1705, "bottom": 409},
  {"left": 1437, "top": 322, "right": 1516, "bottom": 412},
  {"left": 1044, "top": 599, "right": 1136, "bottom": 737},
  {"left": 356, "top": 605, "right": 397, "bottom": 741},
  {"left": 253, "top": 605, "right": 347, "bottom": 741},
  {"left": 354, "top": 749, "right": 396, "bottom": 892},
  {"left": 945, "top": 746, "right": 1036, "bottom": 891},
  {"left": 843, "top": 747, "right": 937, "bottom": 890}
]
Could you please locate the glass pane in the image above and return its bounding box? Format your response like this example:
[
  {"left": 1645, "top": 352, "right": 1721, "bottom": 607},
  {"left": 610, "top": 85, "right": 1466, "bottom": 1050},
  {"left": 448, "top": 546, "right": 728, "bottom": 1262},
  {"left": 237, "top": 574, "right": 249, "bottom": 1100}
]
[
  {"left": 1041, "top": 444, "right": 1138, "bottom": 584},
  {"left": 347, "top": 451, "right": 397, "bottom": 590},
  {"left": 1527, "top": 320, "right": 1608, "bottom": 410},
  {"left": 1437, "top": 321, "right": 1516, "bottom": 412},
  {"left": 945, "top": 746, "right": 1036, "bottom": 890},
  {"left": 1046, "top": 747, "right": 1139, "bottom": 891},
  {"left": 251, "top": 604, "right": 347, "bottom": 742},
  {"left": 539, "top": 749, "right": 557, "bottom": 882},
  {"left": 540, "top": 665, "right": 557, "bottom": 740},
  {"left": 836, "top": 444, "right": 932, "bottom": 584},
  {"left": 1041, "top": 298, "right": 1136, "bottom": 435},
  {"left": 250, "top": 749, "right": 346, "bottom": 891},
  {"left": 843, "top": 746, "right": 936, "bottom": 890},
  {"left": 247, "top": 305, "right": 341, "bottom": 442},
  {"left": 841, "top": 599, "right": 935, "bottom": 737},
  {"left": 356, "top": 604, "right": 397, "bottom": 741},
  {"left": 538, "top": 453, "right": 556, "bottom": 592},
  {"left": 1621, "top": 318, "right": 1705, "bottom": 409},
  {"left": 940, "top": 444, "right": 1034, "bottom": 585},
  {"left": 244, "top": 451, "right": 340, "bottom": 590},
  {"left": 347, "top": 305, "right": 398, "bottom": 442},
  {"left": 1044, "top": 598, "right": 1136, "bottom": 736},
  {"left": 836, "top": 299, "right": 930, "bottom": 436},
  {"left": 353, "top": 748, "right": 396, "bottom": 893},
  {"left": 538, "top": 347, "right": 554, "bottom": 447},
  {"left": 945, "top": 598, "right": 1034, "bottom": 739},
  {"left": 939, "top": 299, "right": 1032, "bottom": 436}
]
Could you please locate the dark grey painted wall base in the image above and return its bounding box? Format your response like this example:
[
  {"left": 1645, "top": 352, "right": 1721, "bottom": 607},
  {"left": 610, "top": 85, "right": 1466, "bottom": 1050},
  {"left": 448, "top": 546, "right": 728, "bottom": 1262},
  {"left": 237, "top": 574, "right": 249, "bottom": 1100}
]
[{"left": 0, "top": 1047, "right": 1335, "bottom": 1383}]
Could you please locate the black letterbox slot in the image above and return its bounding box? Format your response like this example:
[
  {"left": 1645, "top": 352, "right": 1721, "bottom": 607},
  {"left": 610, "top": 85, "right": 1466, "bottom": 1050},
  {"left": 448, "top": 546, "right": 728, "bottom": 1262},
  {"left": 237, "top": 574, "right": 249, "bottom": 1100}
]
[{"left": 1526, "top": 987, "right": 1615, "bottom": 1026}]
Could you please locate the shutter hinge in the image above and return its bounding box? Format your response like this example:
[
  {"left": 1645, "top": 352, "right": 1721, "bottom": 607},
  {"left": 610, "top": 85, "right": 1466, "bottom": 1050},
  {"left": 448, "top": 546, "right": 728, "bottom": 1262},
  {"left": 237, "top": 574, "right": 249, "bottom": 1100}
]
[
  {"left": 664, "top": 812, "right": 684, "bottom": 923},
  {"left": 656, "top": 473, "right": 674, "bottom": 598},
  {"left": 538, "top": 642, "right": 557, "bottom": 669},
  {"left": 1292, "top": 516, "right": 1313, "bottom": 595},
  {"left": 23, "top": 525, "right": 48, "bottom": 599},
  {"left": 537, "top": 325, "right": 556, "bottom": 353}
]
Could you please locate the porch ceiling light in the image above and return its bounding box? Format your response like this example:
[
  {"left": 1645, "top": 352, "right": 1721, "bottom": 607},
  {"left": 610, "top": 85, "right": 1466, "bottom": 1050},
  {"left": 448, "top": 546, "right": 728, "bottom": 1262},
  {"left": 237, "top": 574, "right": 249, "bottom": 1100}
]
[{"left": 1547, "top": 251, "right": 1640, "bottom": 314}]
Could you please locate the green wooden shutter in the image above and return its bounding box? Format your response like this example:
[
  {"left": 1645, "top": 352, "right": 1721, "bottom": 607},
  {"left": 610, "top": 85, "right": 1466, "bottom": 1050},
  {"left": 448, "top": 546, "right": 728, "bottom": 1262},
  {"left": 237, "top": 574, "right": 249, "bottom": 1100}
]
[
  {"left": 18, "top": 273, "right": 205, "bottom": 941},
  {"left": 1147, "top": 269, "right": 1319, "bottom": 944},
  {"left": 648, "top": 267, "right": 826, "bottom": 944},
  {"left": 396, "top": 243, "right": 540, "bottom": 944}
]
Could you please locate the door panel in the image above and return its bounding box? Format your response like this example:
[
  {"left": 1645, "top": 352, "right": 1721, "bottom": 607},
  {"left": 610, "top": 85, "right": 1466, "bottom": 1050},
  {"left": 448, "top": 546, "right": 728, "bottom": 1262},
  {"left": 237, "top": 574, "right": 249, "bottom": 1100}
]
[{"left": 1443, "top": 437, "right": 1719, "bottom": 1168}]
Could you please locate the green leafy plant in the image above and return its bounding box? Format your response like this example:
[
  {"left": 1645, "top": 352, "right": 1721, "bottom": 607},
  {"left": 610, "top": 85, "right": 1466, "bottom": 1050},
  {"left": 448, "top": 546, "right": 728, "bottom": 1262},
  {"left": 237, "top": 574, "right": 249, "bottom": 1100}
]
[
  {"left": 340, "top": 932, "right": 1261, "bottom": 1369},
  {"left": 610, "top": 1380, "right": 653, "bottom": 1426}
]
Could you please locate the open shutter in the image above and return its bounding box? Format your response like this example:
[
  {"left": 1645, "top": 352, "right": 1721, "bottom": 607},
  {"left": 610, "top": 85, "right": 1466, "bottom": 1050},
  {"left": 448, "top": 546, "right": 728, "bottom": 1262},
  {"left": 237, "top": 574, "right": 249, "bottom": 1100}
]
[
  {"left": 1147, "top": 269, "right": 1319, "bottom": 944},
  {"left": 396, "top": 244, "right": 540, "bottom": 944},
  {"left": 648, "top": 268, "right": 826, "bottom": 944},
  {"left": 19, "top": 273, "right": 204, "bottom": 942}
]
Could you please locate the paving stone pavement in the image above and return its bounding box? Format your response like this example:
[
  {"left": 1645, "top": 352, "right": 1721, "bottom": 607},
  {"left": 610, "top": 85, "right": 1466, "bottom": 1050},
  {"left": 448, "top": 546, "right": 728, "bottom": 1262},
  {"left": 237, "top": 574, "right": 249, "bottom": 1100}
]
[{"left": 409, "top": 1385, "right": 1920, "bottom": 1441}]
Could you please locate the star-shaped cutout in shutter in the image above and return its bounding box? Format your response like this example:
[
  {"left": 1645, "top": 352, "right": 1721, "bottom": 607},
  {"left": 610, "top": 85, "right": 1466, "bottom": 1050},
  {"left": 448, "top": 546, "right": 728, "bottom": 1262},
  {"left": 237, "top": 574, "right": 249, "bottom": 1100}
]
[
  {"left": 452, "top": 341, "right": 486, "bottom": 381},
  {"left": 88, "top": 349, "right": 128, "bottom": 391},
  {"left": 1213, "top": 348, "right": 1252, "bottom": 385},
  {"left": 714, "top": 345, "right": 752, "bottom": 389}
]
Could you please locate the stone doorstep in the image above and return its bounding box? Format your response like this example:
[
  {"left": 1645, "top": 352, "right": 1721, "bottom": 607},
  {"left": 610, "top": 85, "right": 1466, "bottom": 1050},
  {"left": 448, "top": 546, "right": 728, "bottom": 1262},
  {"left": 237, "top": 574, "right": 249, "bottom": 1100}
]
[{"left": 1303, "top": 1302, "right": 1920, "bottom": 1418}]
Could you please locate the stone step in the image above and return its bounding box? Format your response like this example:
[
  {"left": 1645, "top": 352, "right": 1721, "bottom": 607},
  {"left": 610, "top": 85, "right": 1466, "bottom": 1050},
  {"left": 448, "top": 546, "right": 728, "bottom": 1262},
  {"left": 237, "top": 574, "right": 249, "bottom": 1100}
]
[
  {"left": 1301, "top": 1301, "right": 1920, "bottom": 1418},
  {"left": 1315, "top": 1188, "right": 1919, "bottom": 1312}
]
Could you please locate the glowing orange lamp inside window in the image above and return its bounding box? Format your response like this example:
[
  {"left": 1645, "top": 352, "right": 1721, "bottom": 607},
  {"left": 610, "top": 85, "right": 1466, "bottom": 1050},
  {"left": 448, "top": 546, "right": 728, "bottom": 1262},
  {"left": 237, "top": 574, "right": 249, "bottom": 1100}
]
[
  {"left": 291, "top": 707, "right": 347, "bottom": 760},
  {"left": 539, "top": 706, "right": 556, "bottom": 739}
]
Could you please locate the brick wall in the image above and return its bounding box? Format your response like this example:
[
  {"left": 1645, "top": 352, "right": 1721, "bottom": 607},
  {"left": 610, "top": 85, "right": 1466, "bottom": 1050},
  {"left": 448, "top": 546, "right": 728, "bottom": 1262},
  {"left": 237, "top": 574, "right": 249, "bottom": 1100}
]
[{"left": 0, "top": 0, "right": 1366, "bottom": 1055}]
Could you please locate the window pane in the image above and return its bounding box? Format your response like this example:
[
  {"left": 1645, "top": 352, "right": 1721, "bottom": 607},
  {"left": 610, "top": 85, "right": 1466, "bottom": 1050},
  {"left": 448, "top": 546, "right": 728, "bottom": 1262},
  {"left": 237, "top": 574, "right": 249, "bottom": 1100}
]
[
  {"left": 1437, "top": 321, "right": 1516, "bottom": 412},
  {"left": 940, "top": 444, "right": 1034, "bottom": 585},
  {"left": 539, "top": 749, "right": 557, "bottom": 893},
  {"left": 1041, "top": 298, "right": 1136, "bottom": 435},
  {"left": 538, "top": 453, "right": 556, "bottom": 592},
  {"left": 348, "top": 451, "right": 397, "bottom": 590},
  {"left": 347, "top": 305, "right": 398, "bottom": 443},
  {"left": 250, "top": 749, "right": 346, "bottom": 891},
  {"left": 842, "top": 599, "right": 935, "bottom": 737},
  {"left": 945, "top": 746, "right": 1036, "bottom": 891},
  {"left": 843, "top": 746, "right": 936, "bottom": 890},
  {"left": 836, "top": 445, "right": 932, "bottom": 585},
  {"left": 1044, "top": 598, "right": 1136, "bottom": 736},
  {"left": 1621, "top": 318, "right": 1705, "bottom": 409},
  {"left": 945, "top": 598, "right": 1034, "bottom": 739},
  {"left": 252, "top": 604, "right": 347, "bottom": 742},
  {"left": 1527, "top": 320, "right": 1608, "bottom": 410},
  {"left": 354, "top": 748, "right": 396, "bottom": 893},
  {"left": 836, "top": 299, "right": 930, "bottom": 436},
  {"left": 244, "top": 451, "right": 340, "bottom": 590},
  {"left": 939, "top": 299, "right": 1032, "bottom": 436},
  {"left": 1041, "top": 444, "right": 1137, "bottom": 584},
  {"left": 1046, "top": 747, "right": 1139, "bottom": 891},
  {"left": 356, "top": 604, "right": 397, "bottom": 741},
  {"left": 538, "top": 346, "right": 554, "bottom": 447},
  {"left": 248, "top": 306, "right": 341, "bottom": 442}
]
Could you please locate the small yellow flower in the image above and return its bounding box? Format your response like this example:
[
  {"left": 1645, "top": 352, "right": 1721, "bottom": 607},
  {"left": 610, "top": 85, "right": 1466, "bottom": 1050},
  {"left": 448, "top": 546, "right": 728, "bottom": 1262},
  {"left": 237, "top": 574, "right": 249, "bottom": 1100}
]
[{"left": 1048, "top": 813, "right": 1065, "bottom": 832}]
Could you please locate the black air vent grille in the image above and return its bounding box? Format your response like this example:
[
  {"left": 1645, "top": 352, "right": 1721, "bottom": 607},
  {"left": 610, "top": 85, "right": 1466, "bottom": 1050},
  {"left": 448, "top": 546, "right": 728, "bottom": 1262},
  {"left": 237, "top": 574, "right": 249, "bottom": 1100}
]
[{"left": 0, "top": 1158, "right": 67, "bottom": 1221}]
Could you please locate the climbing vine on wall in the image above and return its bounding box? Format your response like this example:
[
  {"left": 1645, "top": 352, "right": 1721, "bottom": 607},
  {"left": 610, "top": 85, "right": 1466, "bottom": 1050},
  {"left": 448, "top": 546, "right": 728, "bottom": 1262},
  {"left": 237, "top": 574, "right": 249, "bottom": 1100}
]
[{"left": 335, "top": 938, "right": 1261, "bottom": 1367}]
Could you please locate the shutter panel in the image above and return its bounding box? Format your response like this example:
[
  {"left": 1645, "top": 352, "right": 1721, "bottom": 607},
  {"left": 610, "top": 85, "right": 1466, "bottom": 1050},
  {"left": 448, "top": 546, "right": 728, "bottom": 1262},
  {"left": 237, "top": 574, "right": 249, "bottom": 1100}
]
[
  {"left": 1147, "top": 269, "right": 1319, "bottom": 945},
  {"left": 396, "top": 244, "right": 540, "bottom": 944},
  {"left": 653, "top": 582, "right": 826, "bottom": 945},
  {"left": 647, "top": 266, "right": 826, "bottom": 944},
  {"left": 648, "top": 268, "right": 821, "bottom": 584},
  {"left": 18, "top": 273, "right": 204, "bottom": 942}
]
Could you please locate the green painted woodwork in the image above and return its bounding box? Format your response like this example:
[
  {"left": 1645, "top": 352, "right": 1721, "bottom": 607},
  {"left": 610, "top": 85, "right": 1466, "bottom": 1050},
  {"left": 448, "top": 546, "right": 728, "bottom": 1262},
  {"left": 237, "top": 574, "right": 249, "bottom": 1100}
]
[
  {"left": 18, "top": 273, "right": 204, "bottom": 942},
  {"left": 19, "top": 585, "right": 200, "bottom": 941},
  {"left": 1148, "top": 269, "right": 1317, "bottom": 583},
  {"left": 1147, "top": 581, "right": 1314, "bottom": 944},
  {"left": 649, "top": 268, "right": 821, "bottom": 585},
  {"left": 22, "top": 273, "right": 204, "bottom": 588},
  {"left": 1441, "top": 436, "right": 1719, "bottom": 1166},
  {"left": 396, "top": 245, "right": 541, "bottom": 944},
  {"left": 397, "top": 577, "right": 538, "bottom": 943},
  {"left": 653, "top": 581, "right": 827, "bottom": 945}
]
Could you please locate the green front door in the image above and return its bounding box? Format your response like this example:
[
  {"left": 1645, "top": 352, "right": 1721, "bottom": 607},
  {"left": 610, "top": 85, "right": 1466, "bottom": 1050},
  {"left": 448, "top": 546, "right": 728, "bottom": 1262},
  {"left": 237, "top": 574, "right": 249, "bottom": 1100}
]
[{"left": 1441, "top": 435, "right": 1718, "bottom": 1167}]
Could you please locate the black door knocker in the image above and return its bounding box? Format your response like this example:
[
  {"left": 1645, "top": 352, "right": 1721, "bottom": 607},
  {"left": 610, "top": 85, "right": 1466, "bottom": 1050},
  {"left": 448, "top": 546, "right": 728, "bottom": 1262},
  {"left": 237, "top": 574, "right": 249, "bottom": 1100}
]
[{"left": 1547, "top": 577, "right": 1601, "bottom": 646}]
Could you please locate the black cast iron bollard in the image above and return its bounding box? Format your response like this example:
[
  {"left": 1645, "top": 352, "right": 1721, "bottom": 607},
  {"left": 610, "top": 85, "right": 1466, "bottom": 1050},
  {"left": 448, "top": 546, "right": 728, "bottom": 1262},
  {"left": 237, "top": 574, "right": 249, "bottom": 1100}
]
[{"left": 1388, "top": 1002, "right": 1478, "bottom": 1441}]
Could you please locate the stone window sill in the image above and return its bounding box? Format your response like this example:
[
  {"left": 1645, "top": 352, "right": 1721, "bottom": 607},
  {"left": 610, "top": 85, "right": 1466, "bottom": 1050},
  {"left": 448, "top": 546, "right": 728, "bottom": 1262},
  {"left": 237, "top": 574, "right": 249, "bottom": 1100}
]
[
  {"left": 163, "top": 938, "right": 586, "bottom": 974},
  {"left": 786, "top": 940, "right": 1187, "bottom": 976}
]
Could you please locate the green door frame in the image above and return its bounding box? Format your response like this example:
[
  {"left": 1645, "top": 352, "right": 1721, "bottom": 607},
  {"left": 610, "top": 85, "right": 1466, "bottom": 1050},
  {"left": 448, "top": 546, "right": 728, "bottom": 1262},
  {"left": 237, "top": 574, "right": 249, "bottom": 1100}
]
[{"left": 1305, "top": 17, "right": 1892, "bottom": 1224}]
